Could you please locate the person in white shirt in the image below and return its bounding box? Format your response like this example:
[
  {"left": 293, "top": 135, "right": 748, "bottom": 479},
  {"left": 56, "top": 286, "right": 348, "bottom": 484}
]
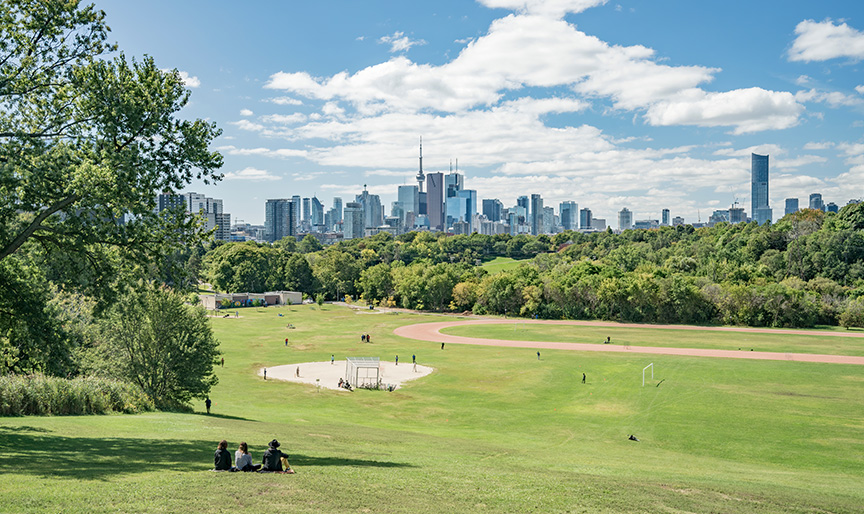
[{"left": 235, "top": 442, "right": 261, "bottom": 472}]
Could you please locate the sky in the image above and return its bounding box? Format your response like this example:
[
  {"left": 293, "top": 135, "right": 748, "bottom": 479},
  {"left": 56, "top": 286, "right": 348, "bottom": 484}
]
[{"left": 93, "top": 0, "right": 864, "bottom": 226}]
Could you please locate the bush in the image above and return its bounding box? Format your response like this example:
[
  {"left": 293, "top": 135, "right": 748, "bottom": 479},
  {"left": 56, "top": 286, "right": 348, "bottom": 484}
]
[{"left": 0, "top": 374, "right": 154, "bottom": 416}]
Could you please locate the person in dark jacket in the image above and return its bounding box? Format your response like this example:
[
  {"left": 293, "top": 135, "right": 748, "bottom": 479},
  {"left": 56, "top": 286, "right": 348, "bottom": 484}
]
[
  {"left": 260, "top": 439, "right": 294, "bottom": 473},
  {"left": 214, "top": 439, "right": 236, "bottom": 471}
]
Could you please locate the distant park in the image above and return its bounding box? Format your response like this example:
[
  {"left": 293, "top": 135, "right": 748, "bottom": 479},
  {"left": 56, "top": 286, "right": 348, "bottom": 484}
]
[{"left": 2, "top": 303, "right": 863, "bottom": 513}]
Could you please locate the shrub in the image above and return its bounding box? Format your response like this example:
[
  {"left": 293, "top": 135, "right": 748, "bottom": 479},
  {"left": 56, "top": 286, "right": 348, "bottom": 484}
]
[{"left": 0, "top": 374, "right": 154, "bottom": 416}]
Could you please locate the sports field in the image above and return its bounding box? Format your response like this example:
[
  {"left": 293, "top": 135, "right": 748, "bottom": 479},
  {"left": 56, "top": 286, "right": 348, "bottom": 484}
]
[{"left": 1, "top": 304, "right": 862, "bottom": 513}]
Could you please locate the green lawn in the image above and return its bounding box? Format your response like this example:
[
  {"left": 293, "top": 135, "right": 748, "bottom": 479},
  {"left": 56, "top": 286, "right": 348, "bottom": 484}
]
[
  {"left": 441, "top": 322, "right": 864, "bottom": 356},
  {"left": 480, "top": 256, "right": 528, "bottom": 274},
  {"left": 1, "top": 305, "right": 862, "bottom": 513}
]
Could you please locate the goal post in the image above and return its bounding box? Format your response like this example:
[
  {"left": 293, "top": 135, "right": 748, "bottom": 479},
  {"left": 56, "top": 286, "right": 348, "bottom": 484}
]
[{"left": 642, "top": 363, "right": 654, "bottom": 386}]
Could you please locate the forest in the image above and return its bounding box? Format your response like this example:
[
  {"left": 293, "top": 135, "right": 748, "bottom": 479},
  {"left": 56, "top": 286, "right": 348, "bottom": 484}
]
[{"left": 202, "top": 204, "right": 864, "bottom": 330}]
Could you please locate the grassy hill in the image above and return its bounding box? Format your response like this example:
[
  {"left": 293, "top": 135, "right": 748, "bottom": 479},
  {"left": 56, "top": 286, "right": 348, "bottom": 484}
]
[{"left": 1, "top": 304, "right": 861, "bottom": 513}]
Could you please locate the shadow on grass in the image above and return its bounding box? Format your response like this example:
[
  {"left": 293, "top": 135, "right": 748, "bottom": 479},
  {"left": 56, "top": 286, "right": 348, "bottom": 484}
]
[
  {"left": 0, "top": 427, "right": 413, "bottom": 480},
  {"left": 191, "top": 412, "right": 257, "bottom": 422},
  {"left": 291, "top": 454, "right": 415, "bottom": 469}
]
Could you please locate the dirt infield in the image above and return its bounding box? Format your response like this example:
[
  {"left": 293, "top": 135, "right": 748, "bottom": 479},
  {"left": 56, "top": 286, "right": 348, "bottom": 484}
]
[{"left": 393, "top": 319, "right": 864, "bottom": 365}]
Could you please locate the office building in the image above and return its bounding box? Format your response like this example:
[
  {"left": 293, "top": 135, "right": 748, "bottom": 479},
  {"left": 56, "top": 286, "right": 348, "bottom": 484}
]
[
  {"left": 530, "top": 194, "right": 543, "bottom": 235},
  {"left": 483, "top": 199, "right": 503, "bottom": 222},
  {"left": 264, "top": 199, "right": 295, "bottom": 243},
  {"left": 291, "top": 195, "right": 301, "bottom": 230},
  {"left": 618, "top": 207, "right": 632, "bottom": 231},
  {"left": 751, "top": 153, "right": 772, "bottom": 225},
  {"left": 810, "top": 193, "right": 824, "bottom": 211},
  {"left": 672, "top": 216, "right": 684, "bottom": 226},
  {"left": 661, "top": 209, "right": 670, "bottom": 226},
  {"left": 397, "top": 185, "right": 419, "bottom": 228},
  {"left": 579, "top": 208, "right": 592, "bottom": 229},
  {"left": 559, "top": 201, "right": 578, "bottom": 230},
  {"left": 827, "top": 202, "right": 839, "bottom": 213},
  {"left": 184, "top": 192, "right": 230, "bottom": 241},
  {"left": 426, "top": 172, "right": 444, "bottom": 231},
  {"left": 343, "top": 202, "right": 364, "bottom": 239},
  {"left": 785, "top": 198, "right": 799, "bottom": 216}
]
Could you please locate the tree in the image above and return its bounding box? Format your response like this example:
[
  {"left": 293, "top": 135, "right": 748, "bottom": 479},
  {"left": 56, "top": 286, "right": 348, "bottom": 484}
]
[
  {"left": 0, "top": 1, "right": 222, "bottom": 359},
  {"left": 96, "top": 285, "right": 219, "bottom": 408}
]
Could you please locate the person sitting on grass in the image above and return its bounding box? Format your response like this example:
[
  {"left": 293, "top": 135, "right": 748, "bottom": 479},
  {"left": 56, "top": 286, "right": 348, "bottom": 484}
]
[
  {"left": 235, "top": 442, "right": 261, "bottom": 472},
  {"left": 214, "top": 439, "right": 236, "bottom": 471},
  {"left": 260, "top": 439, "right": 295, "bottom": 474}
]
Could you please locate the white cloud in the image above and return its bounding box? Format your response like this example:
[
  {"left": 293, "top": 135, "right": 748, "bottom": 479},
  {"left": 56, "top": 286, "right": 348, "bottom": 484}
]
[
  {"left": 788, "top": 19, "right": 864, "bottom": 62},
  {"left": 379, "top": 31, "right": 427, "bottom": 53},
  {"left": 230, "top": 119, "right": 266, "bottom": 132},
  {"left": 263, "top": 10, "right": 801, "bottom": 133},
  {"left": 216, "top": 145, "right": 308, "bottom": 159},
  {"left": 795, "top": 75, "right": 812, "bottom": 85},
  {"left": 259, "top": 113, "right": 307, "bottom": 124},
  {"left": 240, "top": 109, "right": 254, "bottom": 116},
  {"left": 856, "top": 85, "right": 864, "bottom": 95},
  {"left": 795, "top": 88, "right": 863, "bottom": 107},
  {"left": 713, "top": 144, "right": 786, "bottom": 158},
  {"left": 774, "top": 155, "right": 827, "bottom": 170},
  {"left": 477, "top": 0, "right": 607, "bottom": 18},
  {"left": 223, "top": 167, "right": 281, "bottom": 181},
  {"left": 646, "top": 88, "right": 803, "bottom": 134},
  {"left": 178, "top": 71, "right": 200, "bottom": 88},
  {"left": 268, "top": 96, "right": 304, "bottom": 106},
  {"left": 803, "top": 141, "right": 834, "bottom": 150}
]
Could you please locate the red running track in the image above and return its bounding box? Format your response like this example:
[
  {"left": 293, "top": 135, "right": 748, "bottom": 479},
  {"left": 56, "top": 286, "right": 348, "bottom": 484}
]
[{"left": 393, "top": 319, "right": 864, "bottom": 365}]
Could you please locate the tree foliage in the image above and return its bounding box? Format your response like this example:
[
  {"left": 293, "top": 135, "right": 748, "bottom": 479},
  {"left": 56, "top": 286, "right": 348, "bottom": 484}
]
[{"left": 95, "top": 285, "right": 219, "bottom": 408}]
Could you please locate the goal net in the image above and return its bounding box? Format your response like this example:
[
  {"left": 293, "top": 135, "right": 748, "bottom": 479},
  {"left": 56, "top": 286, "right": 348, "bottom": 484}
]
[{"left": 642, "top": 363, "right": 654, "bottom": 386}]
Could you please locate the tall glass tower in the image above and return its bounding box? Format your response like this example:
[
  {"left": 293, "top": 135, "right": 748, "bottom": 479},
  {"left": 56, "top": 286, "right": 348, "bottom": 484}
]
[{"left": 751, "top": 153, "right": 771, "bottom": 224}]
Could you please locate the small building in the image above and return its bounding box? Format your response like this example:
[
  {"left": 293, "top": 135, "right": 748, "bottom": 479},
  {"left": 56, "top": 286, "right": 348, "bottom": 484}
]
[{"left": 201, "top": 291, "right": 302, "bottom": 310}]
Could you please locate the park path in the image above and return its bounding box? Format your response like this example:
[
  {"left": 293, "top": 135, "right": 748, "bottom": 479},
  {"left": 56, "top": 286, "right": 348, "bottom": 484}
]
[{"left": 393, "top": 319, "right": 864, "bottom": 365}]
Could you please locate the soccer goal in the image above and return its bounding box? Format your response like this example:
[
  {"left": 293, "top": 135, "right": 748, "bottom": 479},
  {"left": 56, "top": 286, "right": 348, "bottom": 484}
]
[
  {"left": 345, "top": 357, "right": 381, "bottom": 387},
  {"left": 642, "top": 363, "right": 654, "bottom": 386}
]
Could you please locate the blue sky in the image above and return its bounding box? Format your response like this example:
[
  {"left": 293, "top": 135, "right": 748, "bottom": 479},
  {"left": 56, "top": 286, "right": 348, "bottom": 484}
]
[{"left": 94, "top": 0, "right": 864, "bottom": 226}]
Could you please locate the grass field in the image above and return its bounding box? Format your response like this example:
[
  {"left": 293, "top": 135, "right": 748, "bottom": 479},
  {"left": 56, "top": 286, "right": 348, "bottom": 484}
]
[
  {"left": 480, "top": 256, "right": 528, "bottom": 274},
  {"left": 1, "top": 305, "right": 863, "bottom": 513},
  {"left": 441, "top": 322, "right": 864, "bottom": 357}
]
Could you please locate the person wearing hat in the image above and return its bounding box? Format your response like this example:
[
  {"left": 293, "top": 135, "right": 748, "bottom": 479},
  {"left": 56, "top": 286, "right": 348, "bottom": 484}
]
[{"left": 261, "top": 439, "right": 295, "bottom": 473}]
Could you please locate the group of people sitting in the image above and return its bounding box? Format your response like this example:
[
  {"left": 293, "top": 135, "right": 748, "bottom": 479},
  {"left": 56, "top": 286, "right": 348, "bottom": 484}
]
[
  {"left": 337, "top": 377, "right": 353, "bottom": 390},
  {"left": 214, "top": 439, "right": 295, "bottom": 474}
]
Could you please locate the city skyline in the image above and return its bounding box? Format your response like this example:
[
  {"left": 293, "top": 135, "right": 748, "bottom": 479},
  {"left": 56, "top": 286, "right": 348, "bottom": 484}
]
[{"left": 94, "top": 0, "right": 864, "bottom": 225}]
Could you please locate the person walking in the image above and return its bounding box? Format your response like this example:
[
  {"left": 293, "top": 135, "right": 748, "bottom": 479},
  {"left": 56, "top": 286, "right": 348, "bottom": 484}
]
[
  {"left": 221, "top": 357, "right": 224, "bottom": 367},
  {"left": 412, "top": 354, "right": 416, "bottom": 364},
  {"left": 205, "top": 397, "right": 212, "bottom": 414},
  {"left": 264, "top": 368, "right": 267, "bottom": 380},
  {"left": 285, "top": 338, "right": 288, "bottom": 346},
  {"left": 582, "top": 373, "right": 586, "bottom": 384},
  {"left": 331, "top": 354, "right": 335, "bottom": 365},
  {"left": 441, "top": 342, "right": 445, "bottom": 350},
  {"left": 395, "top": 355, "right": 399, "bottom": 366},
  {"left": 536, "top": 351, "right": 540, "bottom": 360}
]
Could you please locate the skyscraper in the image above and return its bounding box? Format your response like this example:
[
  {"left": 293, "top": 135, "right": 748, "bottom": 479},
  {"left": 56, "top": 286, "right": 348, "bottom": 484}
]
[
  {"left": 751, "top": 153, "right": 772, "bottom": 225},
  {"left": 482, "top": 199, "right": 503, "bottom": 222},
  {"left": 397, "top": 185, "right": 419, "bottom": 229},
  {"left": 559, "top": 201, "right": 578, "bottom": 231},
  {"left": 311, "top": 196, "right": 324, "bottom": 227},
  {"left": 579, "top": 208, "right": 592, "bottom": 229},
  {"left": 343, "top": 202, "right": 364, "bottom": 239},
  {"left": 530, "top": 194, "right": 543, "bottom": 235},
  {"left": 784, "top": 198, "right": 798, "bottom": 216},
  {"left": 426, "top": 172, "right": 444, "bottom": 231},
  {"left": 618, "top": 207, "right": 632, "bottom": 231},
  {"left": 809, "top": 193, "right": 825, "bottom": 211},
  {"left": 264, "top": 199, "right": 295, "bottom": 242},
  {"left": 661, "top": 208, "right": 670, "bottom": 226}
]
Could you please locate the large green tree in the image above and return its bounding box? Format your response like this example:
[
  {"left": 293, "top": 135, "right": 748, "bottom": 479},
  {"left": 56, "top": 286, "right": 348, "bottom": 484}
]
[
  {"left": 0, "top": 1, "right": 222, "bottom": 367},
  {"left": 96, "top": 284, "right": 219, "bottom": 408}
]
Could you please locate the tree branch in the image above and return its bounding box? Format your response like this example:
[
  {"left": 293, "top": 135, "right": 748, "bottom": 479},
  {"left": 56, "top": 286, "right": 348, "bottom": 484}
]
[{"left": 0, "top": 194, "right": 81, "bottom": 260}]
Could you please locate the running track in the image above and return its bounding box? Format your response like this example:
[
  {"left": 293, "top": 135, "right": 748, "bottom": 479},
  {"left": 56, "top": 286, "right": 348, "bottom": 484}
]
[{"left": 393, "top": 319, "right": 864, "bottom": 365}]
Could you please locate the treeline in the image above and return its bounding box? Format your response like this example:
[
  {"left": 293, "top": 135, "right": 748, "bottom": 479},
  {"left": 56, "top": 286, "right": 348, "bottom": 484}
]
[{"left": 203, "top": 203, "right": 864, "bottom": 329}]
